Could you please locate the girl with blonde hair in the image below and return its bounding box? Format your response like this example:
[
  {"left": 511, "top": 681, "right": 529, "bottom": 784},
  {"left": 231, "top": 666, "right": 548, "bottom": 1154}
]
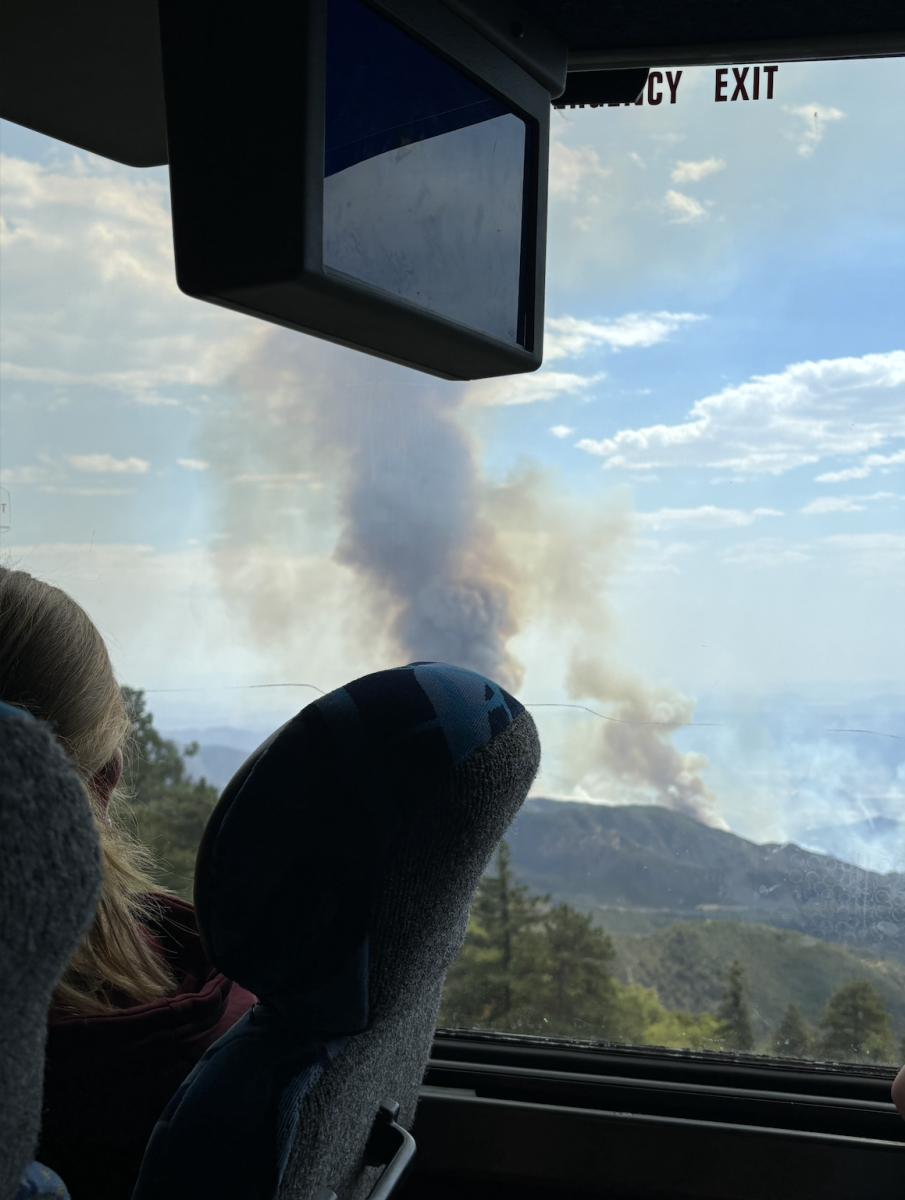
[{"left": 0, "top": 567, "right": 255, "bottom": 1200}]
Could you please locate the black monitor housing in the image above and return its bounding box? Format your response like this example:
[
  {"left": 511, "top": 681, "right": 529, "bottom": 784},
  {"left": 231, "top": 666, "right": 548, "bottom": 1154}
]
[{"left": 158, "top": 0, "right": 560, "bottom": 380}]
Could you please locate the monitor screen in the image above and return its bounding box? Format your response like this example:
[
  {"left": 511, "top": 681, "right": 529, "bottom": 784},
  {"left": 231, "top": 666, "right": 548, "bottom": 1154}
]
[{"left": 323, "top": 0, "right": 531, "bottom": 346}]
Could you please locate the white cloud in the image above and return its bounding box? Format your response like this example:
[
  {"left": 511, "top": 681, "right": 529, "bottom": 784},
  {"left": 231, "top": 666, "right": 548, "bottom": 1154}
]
[
  {"left": 38, "top": 486, "right": 134, "bottom": 496},
  {"left": 671, "top": 158, "right": 726, "bottom": 184},
  {"left": 544, "top": 311, "right": 704, "bottom": 362},
  {"left": 69, "top": 453, "right": 149, "bottom": 474},
  {"left": 784, "top": 104, "right": 845, "bottom": 157},
  {"left": 0, "top": 354, "right": 239, "bottom": 403},
  {"left": 549, "top": 141, "right": 611, "bottom": 197},
  {"left": 867, "top": 449, "right": 905, "bottom": 469},
  {"left": 465, "top": 370, "right": 603, "bottom": 407},
  {"left": 816, "top": 448, "right": 905, "bottom": 483},
  {"left": 550, "top": 425, "right": 574, "bottom": 439},
  {"left": 802, "top": 492, "right": 895, "bottom": 515},
  {"left": 663, "top": 190, "right": 707, "bottom": 223},
  {"left": 824, "top": 532, "right": 905, "bottom": 553},
  {"left": 576, "top": 351, "right": 905, "bottom": 475},
  {"left": 0, "top": 541, "right": 380, "bottom": 710},
  {"left": 721, "top": 539, "right": 811, "bottom": 567},
  {"left": 637, "top": 506, "right": 782, "bottom": 531},
  {"left": 178, "top": 458, "right": 209, "bottom": 471},
  {"left": 0, "top": 465, "right": 49, "bottom": 484},
  {"left": 0, "top": 152, "right": 266, "bottom": 407},
  {"left": 802, "top": 496, "right": 865, "bottom": 514},
  {"left": 0, "top": 153, "right": 171, "bottom": 230},
  {"left": 822, "top": 532, "right": 905, "bottom": 573},
  {"left": 815, "top": 466, "right": 871, "bottom": 483}
]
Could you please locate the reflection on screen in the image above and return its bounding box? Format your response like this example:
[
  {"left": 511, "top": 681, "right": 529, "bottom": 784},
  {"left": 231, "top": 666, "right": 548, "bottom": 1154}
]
[{"left": 323, "top": 0, "right": 530, "bottom": 345}]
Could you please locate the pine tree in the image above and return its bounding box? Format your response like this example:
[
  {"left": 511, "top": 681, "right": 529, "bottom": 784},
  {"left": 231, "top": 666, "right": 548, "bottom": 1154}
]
[
  {"left": 121, "top": 688, "right": 221, "bottom": 898},
  {"left": 122, "top": 686, "right": 202, "bottom": 796},
  {"left": 438, "top": 839, "right": 547, "bottom": 1030},
  {"left": 771, "top": 1002, "right": 813, "bottom": 1058},
  {"left": 819, "top": 980, "right": 894, "bottom": 1064},
  {"left": 523, "top": 902, "right": 617, "bottom": 1036},
  {"left": 716, "top": 959, "right": 754, "bottom": 1051}
]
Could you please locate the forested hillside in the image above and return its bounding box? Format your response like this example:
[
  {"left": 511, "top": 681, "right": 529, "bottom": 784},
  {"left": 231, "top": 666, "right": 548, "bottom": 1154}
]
[
  {"left": 123, "top": 691, "right": 905, "bottom": 1064},
  {"left": 122, "top": 688, "right": 220, "bottom": 898},
  {"left": 439, "top": 841, "right": 904, "bottom": 1064},
  {"left": 609, "top": 920, "right": 905, "bottom": 1044},
  {"left": 508, "top": 798, "right": 905, "bottom": 960}
]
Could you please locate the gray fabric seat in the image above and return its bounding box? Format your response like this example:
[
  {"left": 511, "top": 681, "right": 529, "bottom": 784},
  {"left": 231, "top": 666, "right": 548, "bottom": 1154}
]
[
  {"left": 0, "top": 703, "right": 101, "bottom": 1199},
  {"left": 279, "top": 674, "right": 539, "bottom": 1200},
  {"left": 132, "top": 662, "right": 540, "bottom": 1200}
]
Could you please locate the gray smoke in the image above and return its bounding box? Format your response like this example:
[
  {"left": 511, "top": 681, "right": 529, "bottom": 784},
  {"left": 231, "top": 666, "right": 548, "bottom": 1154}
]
[
  {"left": 206, "top": 331, "right": 521, "bottom": 687},
  {"left": 202, "top": 330, "right": 718, "bottom": 823},
  {"left": 487, "top": 466, "right": 720, "bottom": 824}
]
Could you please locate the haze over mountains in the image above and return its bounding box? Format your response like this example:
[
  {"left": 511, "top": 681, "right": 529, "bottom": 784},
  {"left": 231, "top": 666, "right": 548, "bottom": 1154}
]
[
  {"left": 508, "top": 799, "right": 905, "bottom": 960},
  {"left": 175, "top": 731, "right": 905, "bottom": 961},
  {"left": 504, "top": 800, "right": 905, "bottom": 1044},
  {"left": 172, "top": 733, "right": 905, "bottom": 1046}
]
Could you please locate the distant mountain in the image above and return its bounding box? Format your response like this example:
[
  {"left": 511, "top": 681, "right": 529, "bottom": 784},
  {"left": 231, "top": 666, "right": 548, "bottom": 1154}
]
[
  {"left": 161, "top": 728, "right": 267, "bottom": 790},
  {"left": 608, "top": 919, "right": 905, "bottom": 1045},
  {"left": 507, "top": 799, "right": 905, "bottom": 959},
  {"left": 802, "top": 817, "right": 905, "bottom": 871},
  {"left": 187, "top": 744, "right": 249, "bottom": 790},
  {"left": 162, "top": 726, "right": 269, "bottom": 753}
]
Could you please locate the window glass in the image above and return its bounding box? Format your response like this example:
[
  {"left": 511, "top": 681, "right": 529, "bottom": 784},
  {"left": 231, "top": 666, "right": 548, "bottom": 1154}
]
[{"left": 1, "top": 57, "right": 903, "bottom": 1066}]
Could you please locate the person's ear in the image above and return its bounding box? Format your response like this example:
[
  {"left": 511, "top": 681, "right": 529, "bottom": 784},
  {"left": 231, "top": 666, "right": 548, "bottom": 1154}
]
[{"left": 91, "top": 746, "right": 123, "bottom": 810}]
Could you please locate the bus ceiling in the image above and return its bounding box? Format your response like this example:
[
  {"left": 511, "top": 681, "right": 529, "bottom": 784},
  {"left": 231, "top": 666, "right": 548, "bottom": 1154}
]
[
  {"left": 2, "top": 0, "right": 903, "bottom": 380},
  {"left": 1, "top": 0, "right": 902, "bottom": 171}
]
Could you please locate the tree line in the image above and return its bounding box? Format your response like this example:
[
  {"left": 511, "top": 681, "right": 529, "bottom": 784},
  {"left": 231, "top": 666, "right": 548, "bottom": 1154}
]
[
  {"left": 121, "top": 689, "right": 902, "bottom": 1064},
  {"left": 121, "top": 687, "right": 221, "bottom": 898},
  {"left": 438, "top": 841, "right": 902, "bottom": 1064}
]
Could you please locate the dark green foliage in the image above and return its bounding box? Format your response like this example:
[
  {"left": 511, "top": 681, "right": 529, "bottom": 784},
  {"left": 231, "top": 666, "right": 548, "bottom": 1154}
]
[
  {"left": 535, "top": 902, "right": 617, "bottom": 1031},
  {"left": 717, "top": 960, "right": 754, "bottom": 1051},
  {"left": 439, "top": 843, "right": 719, "bottom": 1048},
  {"left": 607, "top": 919, "right": 905, "bottom": 1056},
  {"left": 439, "top": 841, "right": 619, "bottom": 1036},
  {"left": 440, "top": 841, "right": 550, "bottom": 1029},
  {"left": 121, "top": 688, "right": 220, "bottom": 899},
  {"left": 819, "top": 980, "right": 894, "bottom": 1063},
  {"left": 771, "top": 1003, "right": 814, "bottom": 1058}
]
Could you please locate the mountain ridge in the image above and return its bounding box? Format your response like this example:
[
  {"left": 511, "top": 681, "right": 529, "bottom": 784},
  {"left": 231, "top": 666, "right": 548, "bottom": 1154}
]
[{"left": 507, "top": 799, "right": 905, "bottom": 959}]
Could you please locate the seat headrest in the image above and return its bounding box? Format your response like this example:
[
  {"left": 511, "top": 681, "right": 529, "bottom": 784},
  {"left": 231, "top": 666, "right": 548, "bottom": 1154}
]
[
  {"left": 194, "top": 662, "right": 535, "bottom": 1034},
  {"left": 0, "top": 702, "right": 101, "bottom": 1200}
]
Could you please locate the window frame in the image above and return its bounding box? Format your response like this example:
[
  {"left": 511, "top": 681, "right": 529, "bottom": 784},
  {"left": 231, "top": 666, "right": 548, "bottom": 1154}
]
[{"left": 405, "top": 1030, "right": 904, "bottom": 1198}]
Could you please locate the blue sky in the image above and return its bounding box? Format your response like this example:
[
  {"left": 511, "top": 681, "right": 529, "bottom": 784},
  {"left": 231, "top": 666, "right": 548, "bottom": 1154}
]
[{"left": 1, "top": 58, "right": 902, "bottom": 864}]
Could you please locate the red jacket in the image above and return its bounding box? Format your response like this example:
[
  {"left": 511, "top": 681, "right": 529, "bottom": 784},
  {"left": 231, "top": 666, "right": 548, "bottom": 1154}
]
[{"left": 37, "top": 894, "right": 256, "bottom": 1200}]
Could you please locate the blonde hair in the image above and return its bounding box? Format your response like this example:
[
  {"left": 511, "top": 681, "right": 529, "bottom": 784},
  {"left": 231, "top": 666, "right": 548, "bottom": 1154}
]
[{"left": 0, "top": 567, "right": 177, "bottom": 1014}]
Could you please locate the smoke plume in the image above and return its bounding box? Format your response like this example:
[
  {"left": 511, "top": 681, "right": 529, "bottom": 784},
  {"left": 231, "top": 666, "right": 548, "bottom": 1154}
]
[{"left": 201, "top": 328, "right": 719, "bottom": 824}]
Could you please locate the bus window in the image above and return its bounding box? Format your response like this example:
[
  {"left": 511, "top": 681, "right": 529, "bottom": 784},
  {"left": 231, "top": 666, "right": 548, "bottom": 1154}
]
[{"left": 1, "top": 54, "right": 902, "bottom": 1078}]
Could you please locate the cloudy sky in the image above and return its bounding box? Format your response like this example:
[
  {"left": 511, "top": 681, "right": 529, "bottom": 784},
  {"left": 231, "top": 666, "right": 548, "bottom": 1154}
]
[{"left": 1, "top": 57, "right": 903, "bottom": 866}]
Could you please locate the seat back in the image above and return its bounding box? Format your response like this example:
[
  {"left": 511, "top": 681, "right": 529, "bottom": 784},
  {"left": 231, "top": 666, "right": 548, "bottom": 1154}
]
[
  {"left": 0, "top": 703, "right": 101, "bottom": 1199},
  {"left": 132, "top": 662, "right": 539, "bottom": 1200}
]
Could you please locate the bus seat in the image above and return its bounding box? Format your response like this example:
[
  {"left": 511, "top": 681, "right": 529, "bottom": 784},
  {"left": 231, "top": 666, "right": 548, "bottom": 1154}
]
[
  {"left": 0, "top": 702, "right": 101, "bottom": 1200},
  {"left": 14, "top": 1160, "right": 71, "bottom": 1199},
  {"left": 131, "top": 662, "right": 540, "bottom": 1200}
]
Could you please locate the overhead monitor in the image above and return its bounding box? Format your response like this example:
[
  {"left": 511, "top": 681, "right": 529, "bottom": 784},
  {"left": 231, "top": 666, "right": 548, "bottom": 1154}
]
[{"left": 158, "top": 0, "right": 559, "bottom": 379}]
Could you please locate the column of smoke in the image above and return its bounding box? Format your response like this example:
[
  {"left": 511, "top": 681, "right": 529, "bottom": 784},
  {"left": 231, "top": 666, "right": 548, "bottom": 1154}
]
[
  {"left": 488, "top": 469, "right": 718, "bottom": 825},
  {"left": 204, "top": 329, "right": 719, "bottom": 824}
]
